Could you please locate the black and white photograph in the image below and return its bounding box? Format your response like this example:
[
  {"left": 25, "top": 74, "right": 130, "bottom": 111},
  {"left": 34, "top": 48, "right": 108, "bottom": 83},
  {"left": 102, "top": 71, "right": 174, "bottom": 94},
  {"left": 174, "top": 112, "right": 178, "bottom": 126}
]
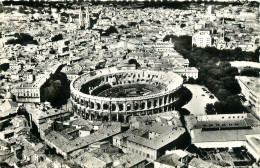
[{"left": 0, "top": 0, "right": 260, "bottom": 167}]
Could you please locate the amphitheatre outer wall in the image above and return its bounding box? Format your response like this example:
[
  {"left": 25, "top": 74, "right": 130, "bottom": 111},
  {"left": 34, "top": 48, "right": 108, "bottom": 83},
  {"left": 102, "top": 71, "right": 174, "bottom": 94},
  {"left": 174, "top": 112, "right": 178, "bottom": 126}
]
[{"left": 70, "top": 67, "right": 184, "bottom": 122}]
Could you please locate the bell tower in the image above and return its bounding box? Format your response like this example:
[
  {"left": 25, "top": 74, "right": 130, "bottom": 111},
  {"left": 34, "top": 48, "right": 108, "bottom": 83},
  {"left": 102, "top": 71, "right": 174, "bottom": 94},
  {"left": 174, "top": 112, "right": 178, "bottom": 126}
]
[
  {"left": 85, "top": 5, "right": 90, "bottom": 29},
  {"left": 79, "top": 6, "right": 84, "bottom": 28}
]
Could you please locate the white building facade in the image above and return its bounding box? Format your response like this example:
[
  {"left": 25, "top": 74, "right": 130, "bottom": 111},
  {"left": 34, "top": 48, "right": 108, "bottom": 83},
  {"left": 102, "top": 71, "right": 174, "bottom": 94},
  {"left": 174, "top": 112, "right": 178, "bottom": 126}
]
[
  {"left": 236, "top": 76, "right": 260, "bottom": 115},
  {"left": 192, "top": 30, "right": 212, "bottom": 48}
]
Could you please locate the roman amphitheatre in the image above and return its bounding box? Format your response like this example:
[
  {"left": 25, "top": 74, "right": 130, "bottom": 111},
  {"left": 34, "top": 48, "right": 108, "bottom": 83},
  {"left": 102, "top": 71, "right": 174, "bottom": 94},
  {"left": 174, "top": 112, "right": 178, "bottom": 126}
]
[{"left": 70, "top": 67, "right": 185, "bottom": 122}]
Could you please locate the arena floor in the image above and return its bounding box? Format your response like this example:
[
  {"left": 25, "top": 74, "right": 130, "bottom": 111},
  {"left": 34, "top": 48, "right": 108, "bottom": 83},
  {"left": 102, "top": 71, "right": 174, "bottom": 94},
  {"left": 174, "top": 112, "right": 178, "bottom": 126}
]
[{"left": 97, "top": 84, "right": 164, "bottom": 98}]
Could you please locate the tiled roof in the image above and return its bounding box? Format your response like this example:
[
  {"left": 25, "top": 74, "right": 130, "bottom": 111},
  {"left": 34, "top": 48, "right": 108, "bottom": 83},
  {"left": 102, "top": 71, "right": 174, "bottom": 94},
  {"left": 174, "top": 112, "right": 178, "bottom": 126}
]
[
  {"left": 117, "top": 153, "right": 146, "bottom": 168},
  {"left": 127, "top": 127, "right": 185, "bottom": 150},
  {"left": 70, "top": 118, "right": 90, "bottom": 126},
  {"left": 193, "top": 119, "right": 248, "bottom": 129},
  {"left": 192, "top": 127, "right": 260, "bottom": 143},
  {"left": 45, "top": 123, "right": 121, "bottom": 154},
  {"left": 189, "top": 158, "right": 222, "bottom": 168},
  {"left": 0, "top": 139, "right": 9, "bottom": 147},
  {"left": 155, "top": 153, "right": 185, "bottom": 167}
]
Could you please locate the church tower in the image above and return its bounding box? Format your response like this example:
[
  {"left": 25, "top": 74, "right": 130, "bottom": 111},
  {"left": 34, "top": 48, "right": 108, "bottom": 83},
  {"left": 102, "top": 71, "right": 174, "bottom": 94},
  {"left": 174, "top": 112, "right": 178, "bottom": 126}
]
[
  {"left": 221, "top": 18, "right": 225, "bottom": 39},
  {"left": 85, "top": 5, "right": 90, "bottom": 29},
  {"left": 79, "top": 6, "right": 84, "bottom": 28},
  {"left": 69, "top": 14, "right": 73, "bottom": 23}
]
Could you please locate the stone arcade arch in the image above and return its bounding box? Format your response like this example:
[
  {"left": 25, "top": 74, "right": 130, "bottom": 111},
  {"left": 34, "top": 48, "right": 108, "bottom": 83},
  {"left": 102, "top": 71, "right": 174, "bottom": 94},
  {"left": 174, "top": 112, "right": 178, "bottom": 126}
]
[
  {"left": 111, "top": 104, "right": 116, "bottom": 111},
  {"left": 96, "top": 113, "right": 102, "bottom": 120},
  {"left": 90, "top": 102, "right": 94, "bottom": 109},
  {"left": 102, "top": 115, "right": 109, "bottom": 122},
  {"left": 159, "top": 107, "right": 163, "bottom": 113},
  {"left": 154, "top": 99, "right": 158, "bottom": 107},
  {"left": 134, "top": 103, "right": 139, "bottom": 110},
  {"left": 147, "top": 101, "right": 152, "bottom": 109},
  {"left": 118, "top": 104, "right": 124, "bottom": 111},
  {"left": 111, "top": 115, "right": 117, "bottom": 121},
  {"left": 90, "top": 113, "right": 95, "bottom": 120},
  {"left": 154, "top": 108, "right": 159, "bottom": 114},
  {"left": 159, "top": 98, "right": 163, "bottom": 106},
  {"left": 141, "top": 102, "right": 146, "bottom": 110},
  {"left": 96, "top": 103, "right": 101, "bottom": 110},
  {"left": 168, "top": 94, "right": 172, "bottom": 103},
  {"left": 126, "top": 104, "right": 131, "bottom": 111},
  {"left": 126, "top": 115, "right": 131, "bottom": 123},
  {"left": 84, "top": 112, "right": 89, "bottom": 120},
  {"left": 103, "top": 103, "right": 109, "bottom": 110},
  {"left": 164, "top": 106, "right": 168, "bottom": 112},
  {"left": 118, "top": 114, "right": 125, "bottom": 123},
  {"left": 164, "top": 96, "right": 168, "bottom": 104},
  {"left": 81, "top": 109, "right": 86, "bottom": 118}
]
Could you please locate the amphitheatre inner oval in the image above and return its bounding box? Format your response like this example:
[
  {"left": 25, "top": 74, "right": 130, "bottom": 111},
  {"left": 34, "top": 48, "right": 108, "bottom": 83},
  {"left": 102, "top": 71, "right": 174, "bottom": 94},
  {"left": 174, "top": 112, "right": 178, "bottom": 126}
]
[
  {"left": 80, "top": 74, "right": 167, "bottom": 98},
  {"left": 97, "top": 83, "right": 165, "bottom": 98}
]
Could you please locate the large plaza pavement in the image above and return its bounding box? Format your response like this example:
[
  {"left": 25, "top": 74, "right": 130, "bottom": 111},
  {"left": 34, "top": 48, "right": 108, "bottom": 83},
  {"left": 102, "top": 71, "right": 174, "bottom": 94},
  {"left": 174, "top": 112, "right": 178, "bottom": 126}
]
[{"left": 183, "top": 84, "right": 218, "bottom": 116}]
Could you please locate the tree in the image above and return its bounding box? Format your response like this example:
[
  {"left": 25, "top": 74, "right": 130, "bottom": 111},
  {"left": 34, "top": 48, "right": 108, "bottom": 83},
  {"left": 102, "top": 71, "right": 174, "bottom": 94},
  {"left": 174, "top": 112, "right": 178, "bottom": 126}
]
[
  {"left": 118, "top": 25, "right": 128, "bottom": 29},
  {"left": 208, "top": 69, "right": 226, "bottom": 79},
  {"left": 226, "top": 95, "right": 244, "bottom": 113},
  {"left": 155, "top": 20, "right": 161, "bottom": 24},
  {"left": 182, "top": 75, "right": 187, "bottom": 81},
  {"left": 128, "top": 22, "right": 138, "bottom": 27},
  {"left": 51, "top": 34, "right": 63, "bottom": 42},
  {"left": 224, "top": 37, "right": 230, "bottom": 42},
  {"left": 214, "top": 99, "right": 244, "bottom": 114},
  {"left": 205, "top": 103, "right": 215, "bottom": 114},
  {"left": 222, "top": 76, "right": 241, "bottom": 94},
  {"left": 18, "top": 7, "right": 25, "bottom": 13},
  {"left": 0, "top": 63, "right": 9, "bottom": 72},
  {"left": 225, "top": 66, "right": 239, "bottom": 76},
  {"left": 180, "top": 23, "right": 186, "bottom": 28},
  {"left": 49, "top": 48, "right": 56, "bottom": 54},
  {"left": 0, "top": 6, "right": 15, "bottom": 13},
  {"left": 179, "top": 108, "right": 190, "bottom": 115},
  {"left": 6, "top": 33, "right": 38, "bottom": 45},
  {"left": 216, "top": 89, "right": 231, "bottom": 101},
  {"left": 214, "top": 101, "right": 226, "bottom": 114},
  {"left": 31, "top": 9, "right": 36, "bottom": 14},
  {"left": 186, "top": 77, "right": 195, "bottom": 84},
  {"left": 102, "top": 26, "right": 118, "bottom": 36},
  {"left": 174, "top": 87, "right": 192, "bottom": 109},
  {"left": 240, "top": 67, "right": 259, "bottom": 77},
  {"left": 40, "top": 72, "right": 70, "bottom": 108}
]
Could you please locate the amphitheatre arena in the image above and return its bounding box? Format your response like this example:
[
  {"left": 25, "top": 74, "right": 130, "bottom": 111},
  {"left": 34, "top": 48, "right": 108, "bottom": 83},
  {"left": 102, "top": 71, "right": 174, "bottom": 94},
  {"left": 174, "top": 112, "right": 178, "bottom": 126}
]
[{"left": 70, "top": 67, "right": 184, "bottom": 122}]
